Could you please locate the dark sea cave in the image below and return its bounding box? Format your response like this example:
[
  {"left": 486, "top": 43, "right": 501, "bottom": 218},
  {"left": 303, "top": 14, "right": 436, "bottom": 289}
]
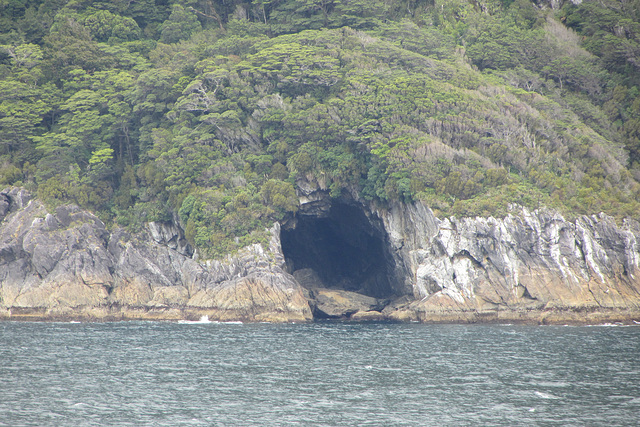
[{"left": 280, "top": 202, "right": 397, "bottom": 299}]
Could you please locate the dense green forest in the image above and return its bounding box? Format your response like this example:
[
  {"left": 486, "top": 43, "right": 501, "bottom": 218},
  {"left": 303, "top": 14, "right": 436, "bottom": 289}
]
[{"left": 1, "top": 0, "right": 639, "bottom": 257}]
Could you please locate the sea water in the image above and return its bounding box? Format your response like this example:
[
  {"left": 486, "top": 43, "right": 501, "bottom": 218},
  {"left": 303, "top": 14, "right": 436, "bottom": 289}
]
[{"left": 1, "top": 321, "right": 639, "bottom": 426}]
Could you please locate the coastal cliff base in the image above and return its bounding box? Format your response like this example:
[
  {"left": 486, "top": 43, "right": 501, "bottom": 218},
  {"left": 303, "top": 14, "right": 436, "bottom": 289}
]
[{"left": 2, "top": 187, "right": 640, "bottom": 323}]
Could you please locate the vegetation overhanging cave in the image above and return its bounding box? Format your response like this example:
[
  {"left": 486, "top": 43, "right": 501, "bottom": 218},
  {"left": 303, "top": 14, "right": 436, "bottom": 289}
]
[{"left": 281, "top": 202, "right": 397, "bottom": 299}]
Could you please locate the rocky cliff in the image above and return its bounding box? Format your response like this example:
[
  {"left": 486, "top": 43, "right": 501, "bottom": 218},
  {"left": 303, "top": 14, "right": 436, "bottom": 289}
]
[
  {"left": 0, "top": 187, "right": 311, "bottom": 322},
  {"left": 2, "top": 186, "right": 640, "bottom": 323},
  {"left": 377, "top": 201, "right": 640, "bottom": 323}
]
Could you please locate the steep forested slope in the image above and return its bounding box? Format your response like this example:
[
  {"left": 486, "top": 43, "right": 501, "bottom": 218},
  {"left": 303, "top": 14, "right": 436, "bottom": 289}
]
[{"left": 1, "top": 0, "right": 639, "bottom": 258}]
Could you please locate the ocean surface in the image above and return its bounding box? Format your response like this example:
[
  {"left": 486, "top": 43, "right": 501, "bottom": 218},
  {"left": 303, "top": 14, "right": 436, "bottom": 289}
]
[{"left": 1, "top": 320, "right": 639, "bottom": 426}]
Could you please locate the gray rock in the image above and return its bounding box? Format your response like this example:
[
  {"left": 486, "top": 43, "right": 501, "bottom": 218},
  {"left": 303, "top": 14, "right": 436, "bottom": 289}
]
[
  {"left": 293, "top": 268, "right": 325, "bottom": 289},
  {"left": 379, "top": 202, "right": 640, "bottom": 320},
  {"left": 2, "top": 184, "right": 640, "bottom": 323},
  {"left": 0, "top": 193, "right": 9, "bottom": 221},
  {"left": 147, "top": 221, "right": 192, "bottom": 256},
  {"left": 0, "top": 187, "right": 311, "bottom": 322},
  {"left": 310, "top": 288, "right": 385, "bottom": 318}
]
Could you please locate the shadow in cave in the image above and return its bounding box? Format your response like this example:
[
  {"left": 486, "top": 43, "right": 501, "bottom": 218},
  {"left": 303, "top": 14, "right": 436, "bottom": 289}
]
[{"left": 281, "top": 202, "right": 396, "bottom": 299}]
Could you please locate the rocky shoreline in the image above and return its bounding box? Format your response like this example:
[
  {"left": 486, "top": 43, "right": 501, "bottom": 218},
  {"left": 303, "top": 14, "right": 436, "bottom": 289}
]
[
  {"left": 2, "top": 186, "right": 640, "bottom": 324},
  {"left": 4, "top": 306, "right": 640, "bottom": 325}
]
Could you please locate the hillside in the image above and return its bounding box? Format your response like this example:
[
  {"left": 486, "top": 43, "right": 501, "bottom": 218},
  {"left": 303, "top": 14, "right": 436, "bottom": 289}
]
[{"left": 1, "top": 0, "right": 640, "bottom": 259}]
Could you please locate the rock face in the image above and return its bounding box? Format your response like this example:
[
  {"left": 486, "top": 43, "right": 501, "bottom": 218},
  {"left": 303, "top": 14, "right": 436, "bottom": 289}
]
[
  {"left": 2, "top": 185, "right": 640, "bottom": 323},
  {"left": 377, "top": 201, "right": 640, "bottom": 323},
  {"left": 0, "top": 188, "right": 311, "bottom": 322},
  {"left": 288, "top": 180, "right": 640, "bottom": 323}
]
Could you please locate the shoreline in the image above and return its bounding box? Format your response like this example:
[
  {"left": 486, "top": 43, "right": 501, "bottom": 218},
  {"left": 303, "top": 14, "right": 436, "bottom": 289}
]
[{"left": 2, "top": 306, "right": 639, "bottom": 325}]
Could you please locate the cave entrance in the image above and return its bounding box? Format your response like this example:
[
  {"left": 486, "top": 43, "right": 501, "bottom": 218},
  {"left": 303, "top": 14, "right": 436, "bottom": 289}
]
[{"left": 281, "top": 202, "right": 397, "bottom": 299}]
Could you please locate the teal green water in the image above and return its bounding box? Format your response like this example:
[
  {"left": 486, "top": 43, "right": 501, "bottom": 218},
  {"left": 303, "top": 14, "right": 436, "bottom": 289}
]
[{"left": 1, "top": 321, "right": 639, "bottom": 426}]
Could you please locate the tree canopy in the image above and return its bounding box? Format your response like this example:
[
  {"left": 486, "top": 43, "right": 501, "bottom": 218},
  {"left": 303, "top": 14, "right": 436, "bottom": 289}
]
[{"left": 1, "top": 0, "right": 640, "bottom": 258}]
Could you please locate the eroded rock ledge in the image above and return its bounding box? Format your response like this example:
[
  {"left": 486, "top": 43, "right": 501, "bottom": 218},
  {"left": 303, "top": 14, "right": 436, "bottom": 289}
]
[{"left": 2, "top": 186, "right": 640, "bottom": 324}]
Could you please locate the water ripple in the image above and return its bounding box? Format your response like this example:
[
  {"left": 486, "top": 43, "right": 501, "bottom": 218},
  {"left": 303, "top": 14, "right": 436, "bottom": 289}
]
[{"left": 1, "top": 322, "right": 639, "bottom": 426}]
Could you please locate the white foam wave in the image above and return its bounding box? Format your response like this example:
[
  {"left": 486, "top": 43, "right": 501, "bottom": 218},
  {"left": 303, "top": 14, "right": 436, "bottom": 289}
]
[
  {"left": 177, "top": 316, "right": 245, "bottom": 325},
  {"left": 533, "top": 381, "right": 570, "bottom": 388},
  {"left": 587, "top": 323, "right": 631, "bottom": 327},
  {"left": 178, "top": 315, "right": 216, "bottom": 324},
  {"left": 534, "top": 391, "right": 560, "bottom": 400}
]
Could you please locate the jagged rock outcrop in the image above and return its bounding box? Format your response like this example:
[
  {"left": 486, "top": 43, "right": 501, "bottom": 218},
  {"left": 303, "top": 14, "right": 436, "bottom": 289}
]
[
  {"left": 2, "top": 185, "right": 640, "bottom": 323},
  {"left": 0, "top": 187, "right": 311, "bottom": 322},
  {"left": 378, "top": 202, "right": 640, "bottom": 323}
]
